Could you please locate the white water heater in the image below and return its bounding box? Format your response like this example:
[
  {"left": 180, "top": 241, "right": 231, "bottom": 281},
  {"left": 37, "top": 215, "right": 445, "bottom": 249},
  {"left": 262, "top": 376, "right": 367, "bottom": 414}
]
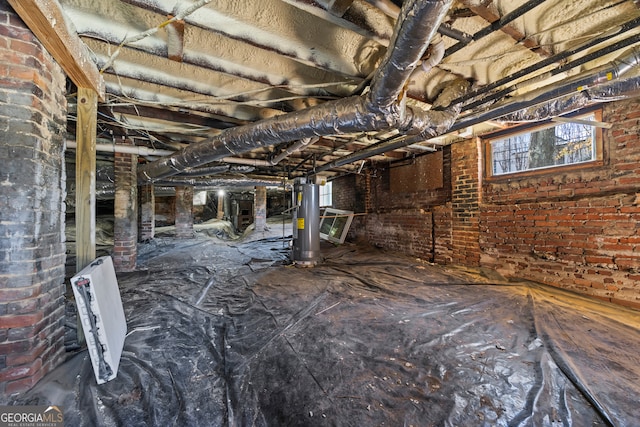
[{"left": 292, "top": 180, "right": 320, "bottom": 266}]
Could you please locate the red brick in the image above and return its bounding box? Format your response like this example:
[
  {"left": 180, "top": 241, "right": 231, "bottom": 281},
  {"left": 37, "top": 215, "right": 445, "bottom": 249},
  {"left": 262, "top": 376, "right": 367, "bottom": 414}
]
[
  {"left": 0, "top": 357, "right": 42, "bottom": 382},
  {"left": 4, "top": 367, "right": 44, "bottom": 395},
  {"left": 0, "top": 311, "right": 43, "bottom": 328},
  {"left": 5, "top": 340, "right": 46, "bottom": 366}
]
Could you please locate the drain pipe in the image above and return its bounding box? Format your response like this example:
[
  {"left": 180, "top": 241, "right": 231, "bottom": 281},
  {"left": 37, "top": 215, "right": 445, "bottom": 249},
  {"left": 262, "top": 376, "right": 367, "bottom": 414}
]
[
  {"left": 268, "top": 137, "right": 319, "bottom": 166},
  {"left": 137, "top": 0, "right": 466, "bottom": 182},
  {"left": 66, "top": 140, "right": 174, "bottom": 157}
]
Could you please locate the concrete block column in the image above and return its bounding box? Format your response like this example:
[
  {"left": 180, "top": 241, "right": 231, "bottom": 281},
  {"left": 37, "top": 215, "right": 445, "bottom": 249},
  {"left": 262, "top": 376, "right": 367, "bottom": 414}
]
[
  {"left": 254, "top": 186, "right": 267, "bottom": 232},
  {"left": 139, "top": 184, "right": 155, "bottom": 241},
  {"left": 0, "top": 2, "right": 68, "bottom": 397},
  {"left": 175, "top": 186, "right": 194, "bottom": 238},
  {"left": 113, "top": 140, "right": 138, "bottom": 271}
]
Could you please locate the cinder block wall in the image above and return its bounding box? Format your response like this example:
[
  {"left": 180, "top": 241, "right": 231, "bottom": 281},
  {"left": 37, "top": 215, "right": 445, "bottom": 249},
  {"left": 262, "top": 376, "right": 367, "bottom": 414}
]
[
  {"left": 0, "top": 1, "right": 68, "bottom": 396},
  {"left": 480, "top": 99, "right": 640, "bottom": 309}
]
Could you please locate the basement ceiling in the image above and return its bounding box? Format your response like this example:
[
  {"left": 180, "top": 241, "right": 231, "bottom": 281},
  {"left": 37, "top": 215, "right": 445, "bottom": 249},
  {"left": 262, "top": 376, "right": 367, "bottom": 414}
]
[{"left": 56, "top": 0, "right": 640, "bottom": 182}]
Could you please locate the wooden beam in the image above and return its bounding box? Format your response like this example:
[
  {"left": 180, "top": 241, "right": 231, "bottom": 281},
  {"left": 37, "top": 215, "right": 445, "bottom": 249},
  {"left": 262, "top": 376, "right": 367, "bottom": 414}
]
[
  {"left": 166, "top": 15, "right": 185, "bottom": 62},
  {"left": 7, "top": 0, "right": 105, "bottom": 99},
  {"left": 466, "top": 2, "right": 552, "bottom": 57},
  {"left": 75, "top": 87, "right": 98, "bottom": 272}
]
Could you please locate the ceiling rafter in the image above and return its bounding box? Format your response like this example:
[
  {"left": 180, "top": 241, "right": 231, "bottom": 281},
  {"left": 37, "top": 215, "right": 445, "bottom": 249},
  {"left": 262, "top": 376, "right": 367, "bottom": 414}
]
[
  {"left": 464, "top": 0, "right": 553, "bottom": 57},
  {"left": 118, "top": 0, "right": 373, "bottom": 79}
]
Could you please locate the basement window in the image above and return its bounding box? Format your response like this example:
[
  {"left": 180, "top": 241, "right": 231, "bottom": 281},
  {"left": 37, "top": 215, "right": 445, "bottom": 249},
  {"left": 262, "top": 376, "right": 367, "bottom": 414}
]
[
  {"left": 319, "top": 181, "right": 332, "bottom": 207},
  {"left": 486, "top": 111, "right": 603, "bottom": 177}
]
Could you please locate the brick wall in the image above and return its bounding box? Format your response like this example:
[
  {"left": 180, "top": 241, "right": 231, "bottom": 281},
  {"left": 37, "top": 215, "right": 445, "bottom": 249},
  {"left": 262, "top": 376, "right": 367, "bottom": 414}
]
[
  {"left": 155, "top": 195, "right": 176, "bottom": 226},
  {"left": 480, "top": 99, "right": 640, "bottom": 308},
  {"left": 112, "top": 142, "right": 138, "bottom": 272},
  {"left": 0, "top": 1, "right": 68, "bottom": 397},
  {"left": 175, "top": 186, "right": 194, "bottom": 238},
  {"left": 334, "top": 99, "right": 640, "bottom": 308},
  {"left": 333, "top": 148, "right": 452, "bottom": 261},
  {"left": 331, "top": 174, "right": 367, "bottom": 241},
  {"left": 139, "top": 185, "right": 155, "bottom": 240},
  {"left": 451, "top": 139, "right": 481, "bottom": 265},
  {"left": 254, "top": 186, "right": 267, "bottom": 232}
]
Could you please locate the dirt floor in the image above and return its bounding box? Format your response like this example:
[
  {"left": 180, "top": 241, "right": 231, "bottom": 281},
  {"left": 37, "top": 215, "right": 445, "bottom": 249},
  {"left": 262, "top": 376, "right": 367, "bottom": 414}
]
[{"left": 9, "top": 225, "right": 640, "bottom": 426}]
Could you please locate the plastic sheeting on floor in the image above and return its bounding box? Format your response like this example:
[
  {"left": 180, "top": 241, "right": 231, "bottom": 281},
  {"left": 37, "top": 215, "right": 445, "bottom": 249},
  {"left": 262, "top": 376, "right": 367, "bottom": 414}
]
[{"left": 9, "top": 237, "right": 640, "bottom": 426}]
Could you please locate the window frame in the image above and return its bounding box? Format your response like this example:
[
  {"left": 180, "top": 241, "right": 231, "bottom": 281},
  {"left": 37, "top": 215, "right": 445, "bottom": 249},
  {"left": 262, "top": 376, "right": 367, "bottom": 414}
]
[
  {"left": 483, "top": 108, "right": 604, "bottom": 180},
  {"left": 319, "top": 180, "right": 333, "bottom": 207}
]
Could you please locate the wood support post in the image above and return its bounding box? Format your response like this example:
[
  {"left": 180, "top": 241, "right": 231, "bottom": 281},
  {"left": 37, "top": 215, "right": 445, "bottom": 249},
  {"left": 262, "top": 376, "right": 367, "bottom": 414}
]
[{"left": 75, "top": 88, "right": 97, "bottom": 272}]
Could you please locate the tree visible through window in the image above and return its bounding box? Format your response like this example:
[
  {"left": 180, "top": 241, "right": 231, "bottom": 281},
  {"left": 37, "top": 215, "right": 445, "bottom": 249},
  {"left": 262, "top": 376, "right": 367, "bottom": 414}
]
[
  {"left": 490, "top": 114, "right": 598, "bottom": 176},
  {"left": 319, "top": 181, "right": 332, "bottom": 207}
]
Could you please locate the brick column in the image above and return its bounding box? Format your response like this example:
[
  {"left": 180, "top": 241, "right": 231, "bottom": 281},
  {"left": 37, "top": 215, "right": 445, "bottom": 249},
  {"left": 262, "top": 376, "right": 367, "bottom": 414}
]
[
  {"left": 450, "top": 138, "right": 481, "bottom": 265},
  {"left": 175, "top": 186, "right": 194, "bottom": 238},
  {"left": 139, "top": 184, "right": 155, "bottom": 240},
  {"left": 0, "top": 3, "right": 67, "bottom": 396},
  {"left": 113, "top": 140, "right": 138, "bottom": 271},
  {"left": 254, "top": 186, "right": 267, "bottom": 232},
  {"left": 216, "top": 191, "right": 224, "bottom": 220}
]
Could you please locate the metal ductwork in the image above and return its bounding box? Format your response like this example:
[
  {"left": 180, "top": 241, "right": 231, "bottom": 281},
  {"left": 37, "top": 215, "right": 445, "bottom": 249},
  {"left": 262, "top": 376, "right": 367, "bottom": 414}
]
[
  {"left": 178, "top": 164, "right": 254, "bottom": 177},
  {"left": 493, "top": 75, "right": 640, "bottom": 124},
  {"left": 152, "top": 177, "right": 285, "bottom": 188},
  {"left": 315, "top": 47, "right": 640, "bottom": 172},
  {"left": 449, "top": 47, "right": 640, "bottom": 129},
  {"left": 137, "top": 0, "right": 469, "bottom": 183}
]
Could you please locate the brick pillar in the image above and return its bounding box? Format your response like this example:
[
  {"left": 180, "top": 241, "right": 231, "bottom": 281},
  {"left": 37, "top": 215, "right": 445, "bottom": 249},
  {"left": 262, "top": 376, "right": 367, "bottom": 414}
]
[
  {"left": 113, "top": 140, "right": 138, "bottom": 271},
  {"left": 450, "top": 138, "right": 481, "bottom": 265},
  {"left": 216, "top": 191, "right": 224, "bottom": 220},
  {"left": 175, "top": 186, "right": 194, "bottom": 238},
  {"left": 254, "top": 186, "right": 267, "bottom": 232},
  {"left": 139, "top": 184, "right": 155, "bottom": 240},
  {"left": 0, "top": 3, "right": 67, "bottom": 396},
  {"left": 364, "top": 172, "right": 372, "bottom": 213}
]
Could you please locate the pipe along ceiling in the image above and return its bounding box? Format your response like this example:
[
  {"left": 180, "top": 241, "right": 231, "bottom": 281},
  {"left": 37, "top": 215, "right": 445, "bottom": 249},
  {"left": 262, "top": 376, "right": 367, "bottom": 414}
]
[
  {"left": 58, "top": 0, "right": 640, "bottom": 184},
  {"left": 137, "top": 0, "right": 470, "bottom": 183}
]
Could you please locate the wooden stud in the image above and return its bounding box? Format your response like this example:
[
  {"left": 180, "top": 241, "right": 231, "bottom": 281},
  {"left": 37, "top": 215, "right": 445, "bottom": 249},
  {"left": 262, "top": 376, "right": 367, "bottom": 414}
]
[{"left": 75, "top": 87, "right": 98, "bottom": 272}]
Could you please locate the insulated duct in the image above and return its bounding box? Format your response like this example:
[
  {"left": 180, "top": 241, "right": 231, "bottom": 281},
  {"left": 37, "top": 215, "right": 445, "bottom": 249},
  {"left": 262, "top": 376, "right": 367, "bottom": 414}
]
[
  {"left": 493, "top": 75, "right": 640, "bottom": 123},
  {"left": 454, "top": 17, "right": 640, "bottom": 106},
  {"left": 449, "top": 47, "right": 640, "bottom": 130},
  {"left": 152, "top": 177, "right": 285, "bottom": 187},
  {"left": 137, "top": 0, "right": 468, "bottom": 182},
  {"left": 178, "top": 164, "right": 254, "bottom": 177}
]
